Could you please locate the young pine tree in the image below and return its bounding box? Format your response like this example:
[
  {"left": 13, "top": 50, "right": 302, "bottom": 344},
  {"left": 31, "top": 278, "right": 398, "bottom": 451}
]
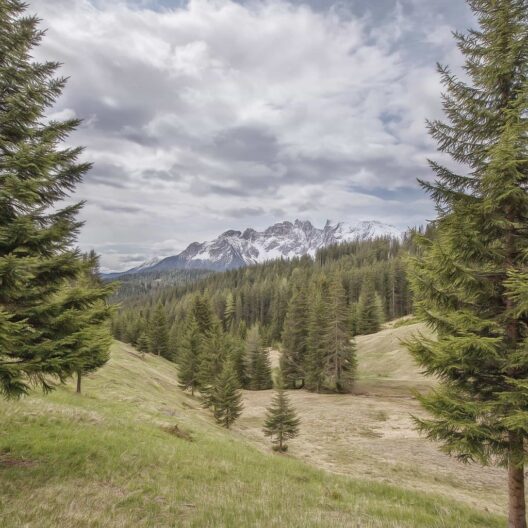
[
  {"left": 280, "top": 285, "right": 309, "bottom": 388},
  {"left": 405, "top": 2, "right": 528, "bottom": 526},
  {"left": 223, "top": 292, "right": 236, "bottom": 333},
  {"left": 209, "top": 361, "right": 243, "bottom": 429},
  {"left": 246, "top": 325, "right": 273, "bottom": 390},
  {"left": 356, "top": 283, "right": 383, "bottom": 335},
  {"left": 178, "top": 316, "right": 201, "bottom": 395},
  {"left": 149, "top": 303, "right": 170, "bottom": 359},
  {"left": 0, "top": 2, "right": 112, "bottom": 398},
  {"left": 70, "top": 252, "right": 114, "bottom": 394},
  {"left": 263, "top": 383, "right": 300, "bottom": 452},
  {"left": 305, "top": 281, "right": 330, "bottom": 393},
  {"left": 322, "top": 275, "right": 357, "bottom": 393},
  {"left": 199, "top": 321, "right": 227, "bottom": 406},
  {"left": 137, "top": 332, "right": 150, "bottom": 357}
]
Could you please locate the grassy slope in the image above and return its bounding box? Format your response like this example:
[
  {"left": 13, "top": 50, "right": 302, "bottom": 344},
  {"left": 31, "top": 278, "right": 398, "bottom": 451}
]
[{"left": 0, "top": 342, "right": 503, "bottom": 527}]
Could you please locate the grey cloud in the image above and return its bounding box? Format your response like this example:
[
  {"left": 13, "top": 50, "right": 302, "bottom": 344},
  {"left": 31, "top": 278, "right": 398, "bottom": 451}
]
[{"left": 29, "top": 0, "right": 467, "bottom": 270}]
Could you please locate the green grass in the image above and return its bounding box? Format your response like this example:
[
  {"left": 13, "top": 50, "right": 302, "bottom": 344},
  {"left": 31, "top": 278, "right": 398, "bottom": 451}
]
[{"left": 0, "top": 342, "right": 503, "bottom": 527}]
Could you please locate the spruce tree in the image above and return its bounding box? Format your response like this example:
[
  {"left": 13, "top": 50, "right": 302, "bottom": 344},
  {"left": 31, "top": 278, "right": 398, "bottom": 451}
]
[
  {"left": 223, "top": 292, "right": 236, "bottom": 332},
  {"left": 245, "top": 325, "right": 272, "bottom": 390},
  {"left": 405, "top": 2, "right": 528, "bottom": 526},
  {"left": 70, "top": 252, "right": 114, "bottom": 394},
  {"left": 149, "top": 303, "right": 170, "bottom": 359},
  {"left": 305, "top": 282, "right": 330, "bottom": 392},
  {"left": 178, "top": 315, "right": 201, "bottom": 395},
  {"left": 357, "top": 283, "right": 383, "bottom": 335},
  {"left": 199, "top": 320, "right": 227, "bottom": 406},
  {"left": 0, "top": 1, "right": 112, "bottom": 397},
  {"left": 137, "top": 332, "right": 150, "bottom": 357},
  {"left": 228, "top": 334, "right": 248, "bottom": 388},
  {"left": 322, "top": 274, "right": 357, "bottom": 393},
  {"left": 263, "top": 383, "right": 300, "bottom": 452},
  {"left": 209, "top": 361, "right": 243, "bottom": 429},
  {"left": 280, "top": 284, "right": 309, "bottom": 388}
]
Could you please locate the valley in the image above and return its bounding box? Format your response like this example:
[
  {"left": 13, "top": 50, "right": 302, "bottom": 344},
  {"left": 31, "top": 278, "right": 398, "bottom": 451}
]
[{"left": 0, "top": 322, "right": 505, "bottom": 527}]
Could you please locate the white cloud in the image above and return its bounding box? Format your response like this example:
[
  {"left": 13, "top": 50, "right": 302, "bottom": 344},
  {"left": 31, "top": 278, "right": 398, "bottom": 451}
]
[{"left": 27, "top": 0, "right": 470, "bottom": 270}]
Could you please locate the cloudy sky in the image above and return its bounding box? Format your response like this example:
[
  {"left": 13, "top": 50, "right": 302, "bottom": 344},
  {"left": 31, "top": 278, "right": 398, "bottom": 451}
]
[{"left": 30, "top": 0, "right": 473, "bottom": 271}]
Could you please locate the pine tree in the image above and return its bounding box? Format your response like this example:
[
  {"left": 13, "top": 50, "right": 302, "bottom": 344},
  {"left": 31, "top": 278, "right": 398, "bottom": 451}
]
[
  {"left": 305, "top": 282, "right": 330, "bottom": 392},
  {"left": 0, "top": 2, "right": 112, "bottom": 398},
  {"left": 322, "top": 274, "right": 357, "bottom": 393},
  {"left": 70, "top": 252, "right": 114, "bottom": 394},
  {"left": 209, "top": 361, "right": 243, "bottom": 429},
  {"left": 137, "top": 332, "right": 150, "bottom": 357},
  {"left": 280, "top": 284, "right": 309, "bottom": 388},
  {"left": 228, "top": 334, "right": 248, "bottom": 388},
  {"left": 178, "top": 316, "right": 201, "bottom": 395},
  {"left": 404, "top": 2, "right": 528, "bottom": 526},
  {"left": 149, "top": 303, "right": 170, "bottom": 359},
  {"left": 246, "top": 325, "right": 272, "bottom": 390},
  {"left": 356, "top": 283, "right": 383, "bottom": 335},
  {"left": 168, "top": 323, "right": 180, "bottom": 362},
  {"left": 223, "top": 292, "right": 236, "bottom": 332},
  {"left": 199, "top": 320, "right": 227, "bottom": 406},
  {"left": 263, "top": 383, "right": 300, "bottom": 452},
  {"left": 191, "top": 294, "right": 214, "bottom": 335}
]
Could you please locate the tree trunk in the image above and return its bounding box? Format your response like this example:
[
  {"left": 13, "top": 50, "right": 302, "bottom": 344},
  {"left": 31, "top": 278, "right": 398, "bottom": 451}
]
[
  {"left": 508, "top": 431, "right": 526, "bottom": 528},
  {"left": 76, "top": 371, "right": 82, "bottom": 394}
]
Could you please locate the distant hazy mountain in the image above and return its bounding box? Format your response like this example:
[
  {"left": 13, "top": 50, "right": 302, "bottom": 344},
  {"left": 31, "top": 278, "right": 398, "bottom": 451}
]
[{"left": 105, "top": 219, "right": 402, "bottom": 278}]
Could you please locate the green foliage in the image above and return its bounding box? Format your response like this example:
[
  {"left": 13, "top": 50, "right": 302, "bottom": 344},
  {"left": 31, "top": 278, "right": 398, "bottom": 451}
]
[
  {"left": 0, "top": 1, "right": 111, "bottom": 397},
  {"left": 263, "top": 384, "right": 300, "bottom": 451},
  {"left": 280, "top": 283, "right": 309, "bottom": 388},
  {"left": 209, "top": 361, "right": 243, "bottom": 429},
  {"left": 178, "top": 315, "right": 201, "bottom": 395},
  {"left": 245, "top": 325, "right": 272, "bottom": 390},
  {"left": 199, "top": 321, "right": 228, "bottom": 405},
  {"left": 357, "top": 282, "right": 384, "bottom": 335},
  {"left": 405, "top": 2, "right": 528, "bottom": 523},
  {"left": 322, "top": 275, "right": 357, "bottom": 393},
  {"left": 148, "top": 303, "right": 170, "bottom": 359}
]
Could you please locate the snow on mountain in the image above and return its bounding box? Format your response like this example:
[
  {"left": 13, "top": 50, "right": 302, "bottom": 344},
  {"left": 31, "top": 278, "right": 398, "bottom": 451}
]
[{"left": 106, "top": 220, "right": 402, "bottom": 277}]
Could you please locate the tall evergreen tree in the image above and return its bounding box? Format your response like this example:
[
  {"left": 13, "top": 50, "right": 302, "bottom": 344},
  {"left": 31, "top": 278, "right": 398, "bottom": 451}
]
[
  {"left": 405, "top": 2, "right": 528, "bottom": 526},
  {"left": 178, "top": 315, "right": 201, "bottom": 395},
  {"left": 305, "top": 281, "right": 330, "bottom": 392},
  {"left": 191, "top": 293, "right": 214, "bottom": 335},
  {"left": 149, "top": 303, "right": 170, "bottom": 359},
  {"left": 245, "top": 325, "right": 272, "bottom": 390},
  {"left": 0, "top": 1, "right": 112, "bottom": 397},
  {"left": 356, "top": 283, "right": 384, "bottom": 335},
  {"left": 263, "top": 383, "right": 300, "bottom": 452},
  {"left": 280, "top": 284, "right": 309, "bottom": 388},
  {"left": 322, "top": 275, "right": 357, "bottom": 393},
  {"left": 209, "top": 361, "right": 243, "bottom": 429},
  {"left": 71, "top": 252, "right": 114, "bottom": 394},
  {"left": 199, "top": 320, "right": 227, "bottom": 405},
  {"left": 223, "top": 292, "right": 236, "bottom": 332}
]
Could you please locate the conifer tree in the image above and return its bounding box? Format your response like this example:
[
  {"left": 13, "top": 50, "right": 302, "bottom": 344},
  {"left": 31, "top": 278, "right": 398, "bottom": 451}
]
[
  {"left": 305, "top": 282, "right": 330, "bottom": 392},
  {"left": 223, "top": 292, "right": 236, "bottom": 332},
  {"left": 137, "top": 332, "right": 150, "bottom": 357},
  {"left": 191, "top": 294, "right": 214, "bottom": 335},
  {"left": 178, "top": 315, "right": 201, "bottom": 395},
  {"left": 168, "top": 323, "right": 180, "bottom": 362},
  {"left": 149, "top": 303, "right": 170, "bottom": 359},
  {"left": 199, "top": 320, "right": 227, "bottom": 406},
  {"left": 209, "top": 361, "right": 243, "bottom": 429},
  {"left": 405, "top": 2, "right": 528, "bottom": 526},
  {"left": 356, "top": 283, "right": 383, "bottom": 335},
  {"left": 227, "top": 334, "right": 248, "bottom": 388},
  {"left": 246, "top": 325, "right": 272, "bottom": 390},
  {"left": 322, "top": 275, "right": 357, "bottom": 393},
  {"left": 70, "top": 252, "right": 114, "bottom": 394},
  {"left": 263, "top": 383, "right": 300, "bottom": 452},
  {"left": 280, "top": 285, "right": 309, "bottom": 388},
  {"left": 0, "top": 1, "right": 112, "bottom": 397}
]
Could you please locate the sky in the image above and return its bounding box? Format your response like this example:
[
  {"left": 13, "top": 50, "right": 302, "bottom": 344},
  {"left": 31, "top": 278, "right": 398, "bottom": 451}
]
[{"left": 29, "top": 0, "right": 474, "bottom": 272}]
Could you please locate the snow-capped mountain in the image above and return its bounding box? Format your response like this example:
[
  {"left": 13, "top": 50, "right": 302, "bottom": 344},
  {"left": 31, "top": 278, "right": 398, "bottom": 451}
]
[{"left": 106, "top": 220, "right": 402, "bottom": 277}]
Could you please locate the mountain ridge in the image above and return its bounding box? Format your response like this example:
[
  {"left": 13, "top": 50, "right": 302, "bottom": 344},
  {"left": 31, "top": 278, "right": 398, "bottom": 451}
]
[{"left": 104, "top": 219, "right": 402, "bottom": 278}]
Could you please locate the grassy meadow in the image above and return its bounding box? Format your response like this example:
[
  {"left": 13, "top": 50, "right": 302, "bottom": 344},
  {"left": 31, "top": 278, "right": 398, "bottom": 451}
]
[{"left": 0, "top": 338, "right": 504, "bottom": 527}]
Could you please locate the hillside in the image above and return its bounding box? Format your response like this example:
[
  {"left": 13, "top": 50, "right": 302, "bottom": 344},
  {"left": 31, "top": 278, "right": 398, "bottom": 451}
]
[
  {"left": 0, "top": 336, "right": 504, "bottom": 527},
  {"left": 239, "top": 322, "right": 507, "bottom": 516}
]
